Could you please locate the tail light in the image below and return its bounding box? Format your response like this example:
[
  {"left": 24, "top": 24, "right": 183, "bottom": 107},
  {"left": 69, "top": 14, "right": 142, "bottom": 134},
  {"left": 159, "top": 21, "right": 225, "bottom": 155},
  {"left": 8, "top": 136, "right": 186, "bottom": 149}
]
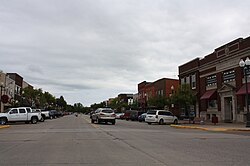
[{"left": 111, "top": 114, "right": 116, "bottom": 117}]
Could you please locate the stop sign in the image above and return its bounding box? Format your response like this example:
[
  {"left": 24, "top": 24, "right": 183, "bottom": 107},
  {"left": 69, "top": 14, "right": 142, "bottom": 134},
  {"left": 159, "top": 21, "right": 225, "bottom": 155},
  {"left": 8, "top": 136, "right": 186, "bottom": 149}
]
[{"left": 1, "top": 95, "right": 9, "bottom": 104}]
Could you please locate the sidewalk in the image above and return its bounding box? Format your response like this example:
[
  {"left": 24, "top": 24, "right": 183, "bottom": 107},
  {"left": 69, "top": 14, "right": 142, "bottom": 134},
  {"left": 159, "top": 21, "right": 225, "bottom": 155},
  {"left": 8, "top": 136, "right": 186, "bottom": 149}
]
[{"left": 170, "top": 120, "right": 250, "bottom": 132}]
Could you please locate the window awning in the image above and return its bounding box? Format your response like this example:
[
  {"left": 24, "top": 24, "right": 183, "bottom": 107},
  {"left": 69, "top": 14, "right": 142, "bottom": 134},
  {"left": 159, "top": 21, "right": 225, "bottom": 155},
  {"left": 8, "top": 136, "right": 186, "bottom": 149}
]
[
  {"left": 236, "top": 83, "right": 250, "bottom": 95},
  {"left": 200, "top": 90, "right": 216, "bottom": 100}
]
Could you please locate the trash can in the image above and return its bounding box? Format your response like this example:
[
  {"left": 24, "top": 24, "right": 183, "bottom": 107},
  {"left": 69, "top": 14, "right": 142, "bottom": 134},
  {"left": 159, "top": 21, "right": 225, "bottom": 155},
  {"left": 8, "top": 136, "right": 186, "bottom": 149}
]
[{"left": 212, "top": 116, "right": 218, "bottom": 125}]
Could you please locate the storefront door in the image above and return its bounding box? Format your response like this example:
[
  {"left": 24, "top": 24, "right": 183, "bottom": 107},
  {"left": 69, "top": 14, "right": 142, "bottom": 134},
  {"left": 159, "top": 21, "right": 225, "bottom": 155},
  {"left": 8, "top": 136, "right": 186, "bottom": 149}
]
[{"left": 224, "top": 97, "right": 233, "bottom": 122}]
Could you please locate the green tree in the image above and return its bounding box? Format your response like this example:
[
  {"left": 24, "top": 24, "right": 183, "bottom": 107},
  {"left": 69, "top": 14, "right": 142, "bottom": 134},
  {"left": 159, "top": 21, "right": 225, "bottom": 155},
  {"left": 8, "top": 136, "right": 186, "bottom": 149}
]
[
  {"left": 130, "top": 100, "right": 139, "bottom": 110},
  {"left": 108, "top": 98, "right": 131, "bottom": 112},
  {"left": 43, "top": 91, "right": 56, "bottom": 109},
  {"left": 56, "top": 96, "right": 67, "bottom": 110},
  {"left": 147, "top": 96, "right": 170, "bottom": 109},
  {"left": 170, "top": 84, "right": 196, "bottom": 118},
  {"left": 22, "top": 88, "right": 43, "bottom": 107},
  {"left": 90, "top": 102, "right": 106, "bottom": 110}
]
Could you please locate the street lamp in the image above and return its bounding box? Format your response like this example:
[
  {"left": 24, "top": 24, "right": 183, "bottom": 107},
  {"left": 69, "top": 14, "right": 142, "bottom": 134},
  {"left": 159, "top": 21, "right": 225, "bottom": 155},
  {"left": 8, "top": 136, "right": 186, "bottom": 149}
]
[
  {"left": 0, "top": 82, "right": 4, "bottom": 112},
  {"left": 170, "top": 85, "right": 175, "bottom": 108},
  {"left": 144, "top": 93, "right": 147, "bottom": 111},
  {"left": 239, "top": 57, "right": 250, "bottom": 127},
  {"left": 171, "top": 85, "right": 174, "bottom": 94}
]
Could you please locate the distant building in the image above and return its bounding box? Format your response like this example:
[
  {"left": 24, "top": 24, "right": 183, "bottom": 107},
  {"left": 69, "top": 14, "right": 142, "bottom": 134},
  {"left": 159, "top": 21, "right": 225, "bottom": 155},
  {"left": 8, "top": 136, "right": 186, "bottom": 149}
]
[
  {"left": 133, "top": 93, "right": 138, "bottom": 105},
  {"left": 22, "top": 80, "right": 33, "bottom": 89},
  {"left": 118, "top": 93, "right": 134, "bottom": 105},
  {"left": 138, "top": 78, "right": 179, "bottom": 111}
]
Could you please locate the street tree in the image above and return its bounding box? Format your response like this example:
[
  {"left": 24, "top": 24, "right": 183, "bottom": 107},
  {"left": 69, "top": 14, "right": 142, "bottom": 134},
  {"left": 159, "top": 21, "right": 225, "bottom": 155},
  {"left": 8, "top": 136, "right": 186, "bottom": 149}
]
[
  {"left": 170, "top": 84, "right": 196, "bottom": 118},
  {"left": 147, "top": 96, "right": 170, "bottom": 109},
  {"left": 56, "top": 96, "right": 67, "bottom": 110}
]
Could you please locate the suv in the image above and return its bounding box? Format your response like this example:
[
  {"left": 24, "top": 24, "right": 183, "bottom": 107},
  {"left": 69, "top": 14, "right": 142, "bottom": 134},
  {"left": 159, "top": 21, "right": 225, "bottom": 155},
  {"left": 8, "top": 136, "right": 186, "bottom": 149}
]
[
  {"left": 91, "top": 108, "right": 116, "bottom": 125},
  {"left": 145, "top": 110, "right": 178, "bottom": 125}
]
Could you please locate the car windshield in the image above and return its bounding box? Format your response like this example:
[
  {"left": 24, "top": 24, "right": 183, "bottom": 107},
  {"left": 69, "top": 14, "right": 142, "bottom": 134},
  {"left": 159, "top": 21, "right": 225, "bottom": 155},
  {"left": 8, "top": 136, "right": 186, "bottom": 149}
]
[
  {"left": 102, "top": 110, "right": 113, "bottom": 113},
  {"left": 147, "top": 110, "right": 157, "bottom": 115}
]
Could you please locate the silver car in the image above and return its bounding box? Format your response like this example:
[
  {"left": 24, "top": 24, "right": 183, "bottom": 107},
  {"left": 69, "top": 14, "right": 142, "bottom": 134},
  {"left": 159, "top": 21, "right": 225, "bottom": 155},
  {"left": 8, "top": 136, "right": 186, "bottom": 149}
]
[
  {"left": 145, "top": 110, "right": 178, "bottom": 125},
  {"left": 91, "top": 108, "right": 116, "bottom": 125}
]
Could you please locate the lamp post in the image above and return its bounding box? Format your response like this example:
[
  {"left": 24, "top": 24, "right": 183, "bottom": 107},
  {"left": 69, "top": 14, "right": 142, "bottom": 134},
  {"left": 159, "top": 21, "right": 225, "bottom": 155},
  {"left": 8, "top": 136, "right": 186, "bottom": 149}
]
[
  {"left": 170, "top": 85, "right": 175, "bottom": 108},
  {"left": 0, "top": 82, "right": 4, "bottom": 112},
  {"left": 239, "top": 57, "right": 250, "bottom": 127}
]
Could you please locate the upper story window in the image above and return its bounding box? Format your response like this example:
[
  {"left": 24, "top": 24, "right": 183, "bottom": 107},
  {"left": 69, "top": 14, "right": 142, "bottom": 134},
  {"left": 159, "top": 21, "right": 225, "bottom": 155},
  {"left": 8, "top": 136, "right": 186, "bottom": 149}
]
[
  {"left": 15, "top": 85, "right": 21, "bottom": 95},
  {"left": 191, "top": 74, "right": 196, "bottom": 89},
  {"left": 207, "top": 75, "right": 217, "bottom": 86},
  {"left": 223, "top": 70, "right": 235, "bottom": 83},
  {"left": 186, "top": 76, "right": 190, "bottom": 85},
  {"left": 186, "top": 76, "right": 190, "bottom": 84},
  {"left": 181, "top": 78, "right": 185, "bottom": 85}
]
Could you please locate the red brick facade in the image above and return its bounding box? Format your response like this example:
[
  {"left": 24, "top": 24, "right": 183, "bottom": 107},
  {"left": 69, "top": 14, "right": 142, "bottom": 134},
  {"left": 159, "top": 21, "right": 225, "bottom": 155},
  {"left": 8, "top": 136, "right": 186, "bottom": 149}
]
[
  {"left": 138, "top": 78, "right": 179, "bottom": 111},
  {"left": 179, "top": 36, "right": 250, "bottom": 123}
]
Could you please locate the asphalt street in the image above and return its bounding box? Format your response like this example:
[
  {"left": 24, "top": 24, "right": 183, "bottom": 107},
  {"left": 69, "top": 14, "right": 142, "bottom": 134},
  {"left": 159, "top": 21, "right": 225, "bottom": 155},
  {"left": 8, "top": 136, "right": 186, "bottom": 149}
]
[{"left": 0, "top": 114, "right": 250, "bottom": 166}]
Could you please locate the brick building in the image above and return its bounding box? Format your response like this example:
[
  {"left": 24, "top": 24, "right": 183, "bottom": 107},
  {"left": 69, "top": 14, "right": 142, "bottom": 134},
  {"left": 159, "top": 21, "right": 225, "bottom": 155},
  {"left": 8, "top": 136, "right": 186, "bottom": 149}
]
[
  {"left": 179, "top": 36, "right": 250, "bottom": 123},
  {"left": 7, "top": 73, "right": 23, "bottom": 102},
  {"left": 118, "top": 93, "right": 133, "bottom": 105},
  {"left": 138, "top": 78, "right": 179, "bottom": 111}
]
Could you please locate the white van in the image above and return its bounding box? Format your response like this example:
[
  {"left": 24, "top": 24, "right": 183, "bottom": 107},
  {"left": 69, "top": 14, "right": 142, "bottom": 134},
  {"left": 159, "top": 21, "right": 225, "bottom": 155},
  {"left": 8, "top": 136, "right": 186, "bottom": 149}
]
[{"left": 145, "top": 110, "right": 178, "bottom": 125}]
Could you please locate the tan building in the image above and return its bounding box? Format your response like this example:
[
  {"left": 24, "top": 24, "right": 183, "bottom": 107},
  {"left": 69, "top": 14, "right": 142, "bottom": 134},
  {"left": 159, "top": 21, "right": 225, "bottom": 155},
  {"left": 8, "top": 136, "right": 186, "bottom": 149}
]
[{"left": 0, "top": 71, "right": 15, "bottom": 112}]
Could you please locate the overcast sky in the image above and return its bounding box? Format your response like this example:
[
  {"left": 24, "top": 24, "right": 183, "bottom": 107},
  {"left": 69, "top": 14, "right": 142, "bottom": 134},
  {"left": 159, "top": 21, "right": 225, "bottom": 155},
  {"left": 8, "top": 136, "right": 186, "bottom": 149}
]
[{"left": 1, "top": 0, "right": 250, "bottom": 106}]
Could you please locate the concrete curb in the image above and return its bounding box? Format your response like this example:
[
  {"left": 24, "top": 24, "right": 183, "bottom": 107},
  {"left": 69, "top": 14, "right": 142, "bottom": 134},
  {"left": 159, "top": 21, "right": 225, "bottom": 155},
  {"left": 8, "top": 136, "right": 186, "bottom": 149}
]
[
  {"left": 0, "top": 125, "right": 10, "bottom": 129},
  {"left": 170, "top": 124, "right": 250, "bottom": 132}
]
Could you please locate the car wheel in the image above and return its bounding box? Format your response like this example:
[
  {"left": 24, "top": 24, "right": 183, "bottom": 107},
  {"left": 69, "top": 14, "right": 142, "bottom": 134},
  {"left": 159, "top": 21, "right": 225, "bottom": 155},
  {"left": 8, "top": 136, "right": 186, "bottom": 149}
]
[
  {"left": 31, "top": 117, "right": 38, "bottom": 124},
  {"left": 0, "top": 118, "right": 7, "bottom": 125},
  {"left": 147, "top": 122, "right": 151, "bottom": 125},
  {"left": 173, "top": 119, "right": 178, "bottom": 125},
  {"left": 91, "top": 119, "right": 94, "bottom": 123},
  {"left": 159, "top": 119, "right": 164, "bottom": 125}
]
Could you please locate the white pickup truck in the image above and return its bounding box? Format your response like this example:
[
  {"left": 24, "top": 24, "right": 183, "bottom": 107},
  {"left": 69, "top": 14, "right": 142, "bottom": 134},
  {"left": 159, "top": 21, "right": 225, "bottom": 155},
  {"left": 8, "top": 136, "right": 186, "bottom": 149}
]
[{"left": 0, "top": 107, "right": 42, "bottom": 125}]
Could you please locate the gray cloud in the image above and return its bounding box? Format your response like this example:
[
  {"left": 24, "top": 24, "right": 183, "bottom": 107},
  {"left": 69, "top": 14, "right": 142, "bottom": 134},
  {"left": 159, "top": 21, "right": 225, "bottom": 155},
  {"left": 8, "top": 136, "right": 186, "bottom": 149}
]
[{"left": 1, "top": 0, "right": 250, "bottom": 106}]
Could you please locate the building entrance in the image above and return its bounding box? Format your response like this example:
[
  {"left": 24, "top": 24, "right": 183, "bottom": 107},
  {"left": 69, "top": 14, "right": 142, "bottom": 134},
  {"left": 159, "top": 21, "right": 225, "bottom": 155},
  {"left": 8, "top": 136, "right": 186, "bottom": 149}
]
[{"left": 224, "top": 97, "right": 233, "bottom": 122}]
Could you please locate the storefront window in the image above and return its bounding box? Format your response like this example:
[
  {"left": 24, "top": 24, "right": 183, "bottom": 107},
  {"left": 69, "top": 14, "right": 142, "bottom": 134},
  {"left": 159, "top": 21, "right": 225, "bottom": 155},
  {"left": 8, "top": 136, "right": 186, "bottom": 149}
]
[{"left": 208, "top": 99, "right": 217, "bottom": 108}]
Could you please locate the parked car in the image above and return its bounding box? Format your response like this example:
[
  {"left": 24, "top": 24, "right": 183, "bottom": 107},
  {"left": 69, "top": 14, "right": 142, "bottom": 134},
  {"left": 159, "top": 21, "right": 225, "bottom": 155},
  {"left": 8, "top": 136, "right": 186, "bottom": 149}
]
[
  {"left": 31, "top": 109, "right": 45, "bottom": 122},
  {"left": 145, "top": 110, "right": 178, "bottom": 125},
  {"left": 0, "top": 107, "right": 41, "bottom": 125},
  {"left": 41, "top": 110, "right": 52, "bottom": 119},
  {"left": 115, "top": 113, "right": 124, "bottom": 119},
  {"left": 91, "top": 108, "right": 116, "bottom": 125},
  {"left": 49, "top": 110, "right": 59, "bottom": 119},
  {"left": 138, "top": 113, "right": 147, "bottom": 122},
  {"left": 130, "top": 111, "right": 144, "bottom": 121},
  {"left": 123, "top": 110, "right": 132, "bottom": 121}
]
